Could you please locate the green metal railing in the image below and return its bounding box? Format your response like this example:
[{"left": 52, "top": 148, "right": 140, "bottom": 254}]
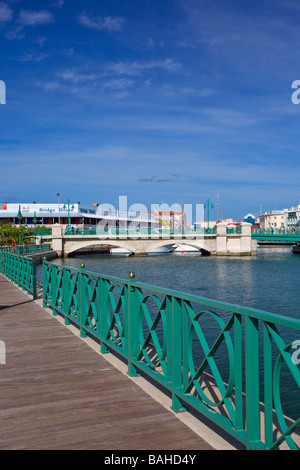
[
  {"left": 252, "top": 228, "right": 300, "bottom": 241},
  {"left": 0, "top": 244, "right": 51, "bottom": 298},
  {"left": 64, "top": 226, "right": 217, "bottom": 236},
  {"left": 18, "top": 244, "right": 51, "bottom": 255},
  {"left": 226, "top": 226, "right": 242, "bottom": 234},
  {"left": 0, "top": 244, "right": 51, "bottom": 255},
  {"left": 0, "top": 252, "right": 37, "bottom": 299},
  {"left": 35, "top": 228, "right": 52, "bottom": 236},
  {"left": 42, "top": 261, "right": 300, "bottom": 450}
]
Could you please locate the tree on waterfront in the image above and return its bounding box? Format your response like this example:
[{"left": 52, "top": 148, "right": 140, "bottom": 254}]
[{"left": 0, "top": 220, "right": 35, "bottom": 246}]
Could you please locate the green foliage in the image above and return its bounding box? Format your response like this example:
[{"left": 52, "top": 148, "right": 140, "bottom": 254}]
[
  {"left": 0, "top": 222, "right": 35, "bottom": 246},
  {"left": 35, "top": 225, "right": 52, "bottom": 235}
]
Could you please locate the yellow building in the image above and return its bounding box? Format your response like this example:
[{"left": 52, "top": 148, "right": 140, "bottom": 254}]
[{"left": 259, "top": 210, "right": 286, "bottom": 230}]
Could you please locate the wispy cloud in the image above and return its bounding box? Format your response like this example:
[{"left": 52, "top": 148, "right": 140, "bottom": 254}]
[
  {"left": 144, "top": 37, "right": 165, "bottom": 49},
  {"left": 4, "top": 8, "right": 54, "bottom": 40},
  {"left": 178, "top": 0, "right": 300, "bottom": 81},
  {"left": 35, "top": 36, "right": 47, "bottom": 47},
  {"left": 102, "top": 77, "right": 134, "bottom": 91},
  {"left": 58, "top": 68, "right": 96, "bottom": 84},
  {"left": 19, "top": 51, "right": 49, "bottom": 62},
  {"left": 43, "top": 81, "right": 60, "bottom": 91},
  {"left": 52, "top": 0, "right": 64, "bottom": 8},
  {"left": 17, "top": 10, "right": 54, "bottom": 27},
  {"left": 42, "top": 67, "right": 135, "bottom": 96},
  {"left": 0, "top": 2, "right": 12, "bottom": 23},
  {"left": 138, "top": 174, "right": 180, "bottom": 183},
  {"left": 78, "top": 11, "right": 124, "bottom": 32},
  {"left": 106, "top": 58, "right": 181, "bottom": 76}
]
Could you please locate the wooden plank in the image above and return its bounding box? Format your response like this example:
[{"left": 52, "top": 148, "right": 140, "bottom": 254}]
[{"left": 0, "top": 275, "right": 213, "bottom": 450}]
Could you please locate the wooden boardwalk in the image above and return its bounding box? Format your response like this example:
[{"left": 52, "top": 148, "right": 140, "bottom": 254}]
[{"left": 0, "top": 274, "right": 215, "bottom": 451}]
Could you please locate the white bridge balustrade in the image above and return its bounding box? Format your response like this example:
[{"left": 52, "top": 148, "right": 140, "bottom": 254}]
[{"left": 40, "top": 223, "right": 257, "bottom": 257}]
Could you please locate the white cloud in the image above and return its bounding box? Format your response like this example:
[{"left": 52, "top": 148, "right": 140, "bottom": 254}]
[
  {"left": 35, "top": 36, "right": 47, "bottom": 47},
  {"left": 19, "top": 52, "right": 49, "bottom": 62},
  {"left": 103, "top": 78, "right": 134, "bottom": 91},
  {"left": 4, "top": 9, "right": 54, "bottom": 40},
  {"left": 52, "top": 0, "right": 64, "bottom": 8},
  {"left": 58, "top": 69, "right": 96, "bottom": 84},
  {"left": 43, "top": 81, "right": 60, "bottom": 91},
  {"left": 78, "top": 11, "right": 124, "bottom": 32},
  {"left": 106, "top": 58, "right": 181, "bottom": 76},
  {"left": 17, "top": 10, "right": 54, "bottom": 27},
  {"left": 0, "top": 2, "right": 12, "bottom": 23}
]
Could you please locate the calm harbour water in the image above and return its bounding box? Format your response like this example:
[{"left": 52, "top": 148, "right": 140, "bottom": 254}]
[
  {"left": 38, "top": 246, "right": 300, "bottom": 318},
  {"left": 37, "top": 245, "right": 300, "bottom": 421}
]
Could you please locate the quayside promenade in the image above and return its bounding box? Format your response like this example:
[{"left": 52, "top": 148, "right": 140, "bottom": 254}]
[
  {"left": 0, "top": 274, "right": 230, "bottom": 451},
  {"left": 1, "top": 247, "right": 299, "bottom": 450}
]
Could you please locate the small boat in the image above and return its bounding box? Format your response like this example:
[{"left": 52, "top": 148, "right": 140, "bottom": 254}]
[
  {"left": 146, "top": 245, "right": 172, "bottom": 256},
  {"left": 292, "top": 243, "right": 300, "bottom": 254},
  {"left": 110, "top": 247, "right": 132, "bottom": 256},
  {"left": 172, "top": 244, "right": 201, "bottom": 256}
]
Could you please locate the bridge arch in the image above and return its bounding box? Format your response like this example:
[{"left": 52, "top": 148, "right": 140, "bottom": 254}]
[
  {"left": 63, "top": 238, "right": 213, "bottom": 256},
  {"left": 65, "top": 240, "right": 137, "bottom": 255}
]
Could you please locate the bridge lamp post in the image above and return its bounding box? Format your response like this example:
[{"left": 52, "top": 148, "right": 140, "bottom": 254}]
[
  {"left": 17, "top": 205, "right": 22, "bottom": 247},
  {"left": 62, "top": 199, "right": 75, "bottom": 226},
  {"left": 56, "top": 193, "right": 60, "bottom": 224},
  {"left": 204, "top": 199, "right": 214, "bottom": 230},
  {"left": 33, "top": 211, "right": 37, "bottom": 244}
]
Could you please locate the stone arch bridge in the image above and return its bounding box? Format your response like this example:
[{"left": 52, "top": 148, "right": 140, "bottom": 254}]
[{"left": 40, "top": 223, "right": 257, "bottom": 257}]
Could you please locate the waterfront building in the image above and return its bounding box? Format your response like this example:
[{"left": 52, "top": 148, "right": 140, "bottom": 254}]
[
  {"left": 259, "top": 209, "right": 287, "bottom": 230},
  {"left": 285, "top": 205, "right": 300, "bottom": 230},
  {"left": 244, "top": 213, "right": 256, "bottom": 224},
  {"left": 0, "top": 202, "right": 160, "bottom": 229},
  {"left": 145, "top": 211, "right": 186, "bottom": 229},
  {"left": 194, "top": 220, "right": 217, "bottom": 229},
  {"left": 194, "top": 219, "right": 233, "bottom": 228},
  {"left": 259, "top": 205, "right": 300, "bottom": 231}
]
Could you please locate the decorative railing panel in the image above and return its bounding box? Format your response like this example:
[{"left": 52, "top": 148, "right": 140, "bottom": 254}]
[
  {"left": 0, "top": 252, "right": 37, "bottom": 299},
  {"left": 63, "top": 227, "right": 217, "bottom": 237},
  {"left": 0, "top": 244, "right": 50, "bottom": 255},
  {"left": 252, "top": 228, "right": 300, "bottom": 241},
  {"left": 42, "top": 261, "right": 300, "bottom": 450},
  {"left": 226, "top": 226, "right": 242, "bottom": 234}
]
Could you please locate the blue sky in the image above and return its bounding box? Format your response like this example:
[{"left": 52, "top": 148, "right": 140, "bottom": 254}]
[{"left": 0, "top": 0, "right": 300, "bottom": 221}]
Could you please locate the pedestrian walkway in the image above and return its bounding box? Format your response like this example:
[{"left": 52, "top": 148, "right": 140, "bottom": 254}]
[{"left": 0, "top": 274, "right": 232, "bottom": 450}]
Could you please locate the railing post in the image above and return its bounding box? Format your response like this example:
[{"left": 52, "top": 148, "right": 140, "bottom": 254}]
[
  {"left": 234, "top": 314, "right": 244, "bottom": 431},
  {"left": 79, "top": 263, "right": 87, "bottom": 338},
  {"left": 263, "top": 323, "right": 274, "bottom": 448},
  {"left": 245, "top": 316, "right": 261, "bottom": 447},
  {"left": 51, "top": 265, "right": 59, "bottom": 315},
  {"left": 63, "top": 268, "right": 71, "bottom": 325},
  {"left": 98, "top": 278, "right": 109, "bottom": 354},
  {"left": 31, "top": 256, "right": 37, "bottom": 300},
  {"left": 43, "top": 258, "right": 48, "bottom": 307},
  {"left": 170, "top": 296, "right": 186, "bottom": 412},
  {"left": 127, "top": 271, "right": 140, "bottom": 377}
]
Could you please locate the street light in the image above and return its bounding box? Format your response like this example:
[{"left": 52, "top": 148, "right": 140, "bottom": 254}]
[
  {"left": 17, "top": 205, "right": 22, "bottom": 247},
  {"left": 203, "top": 199, "right": 214, "bottom": 230},
  {"left": 56, "top": 193, "right": 60, "bottom": 224},
  {"left": 33, "top": 211, "right": 37, "bottom": 244},
  {"left": 62, "top": 199, "right": 75, "bottom": 226}
]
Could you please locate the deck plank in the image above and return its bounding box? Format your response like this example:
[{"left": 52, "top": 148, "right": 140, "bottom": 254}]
[{"left": 0, "top": 275, "right": 213, "bottom": 450}]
